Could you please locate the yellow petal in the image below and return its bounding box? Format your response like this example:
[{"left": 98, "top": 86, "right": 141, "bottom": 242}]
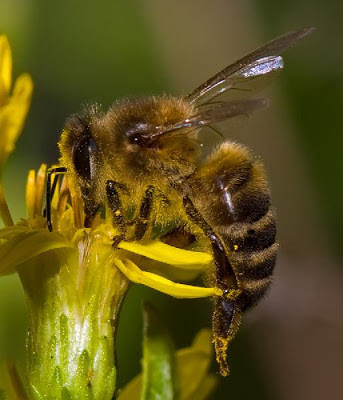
[
  {"left": 26, "top": 169, "right": 36, "bottom": 219},
  {"left": 117, "top": 375, "right": 141, "bottom": 400},
  {"left": 120, "top": 239, "right": 212, "bottom": 284},
  {"left": 35, "top": 164, "right": 47, "bottom": 216},
  {"left": 0, "top": 35, "right": 12, "bottom": 99},
  {"left": 0, "top": 73, "right": 33, "bottom": 167},
  {"left": 0, "top": 223, "right": 30, "bottom": 240},
  {"left": 114, "top": 258, "right": 220, "bottom": 298},
  {"left": 192, "top": 328, "right": 213, "bottom": 354},
  {"left": 119, "top": 239, "right": 212, "bottom": 268},
  {"left": 187, "top": 375, "right": 218, "bottom": 400},
  {"left": 0, "top": 228, "right": 75, "bottom": 275},
  {"left": 177, "top": 329, "right": 214, "bottom": 400},
  {"left": 135, "top": 258, "right": 205, "bottom": 285}
]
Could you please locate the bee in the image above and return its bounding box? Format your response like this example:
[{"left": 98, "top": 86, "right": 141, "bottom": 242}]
[{"left": 46, "top": 27, "right": 313, "bottom": 376}]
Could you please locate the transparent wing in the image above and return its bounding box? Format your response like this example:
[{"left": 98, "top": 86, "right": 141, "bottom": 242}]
[
  {"left": 186, "top": 27, "right": 314, "bottom": 106},
  {"left": 160, "top": 98, "right": 269, "bottom": 135}
]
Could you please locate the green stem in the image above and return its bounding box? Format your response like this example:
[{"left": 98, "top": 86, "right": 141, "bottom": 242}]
[
  {"left": 0, "top": 182, "right": 13, "bottom": 226},
  {"left": 18, "top": 230, "right": 128, "bottom": 400}
]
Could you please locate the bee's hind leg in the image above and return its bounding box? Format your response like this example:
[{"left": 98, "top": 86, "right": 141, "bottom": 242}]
[
  {"left": 182, "top": 194, "right": 241, "bottom": 376},
  {"left": 212, "top": 295, "right": 242, "bottom": 376},
  {"left": 106, "top": 180, "right": 127, "bottom": 249},
  {"left": 182, "top": 194, "right": 238, "bottom": 292}
]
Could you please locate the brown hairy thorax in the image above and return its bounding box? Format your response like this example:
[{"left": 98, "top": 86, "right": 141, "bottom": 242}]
[{"left": 100, "top": 96, "right": 198, "bottom": 181}]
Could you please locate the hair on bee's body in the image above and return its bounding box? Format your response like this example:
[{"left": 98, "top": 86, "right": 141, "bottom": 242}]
[
  {"left": 189, "top": 141, "right": 278, "bottom": 306},
  {"left": 59, "top": 96, "right": 199, "bottom": 231},
  {"left": 59, "top": 96, "right": 198, "bottom": 227},
  {"left": 54, "top": 28, "right": 314, "bottom": 376},
  {"left": 186, "top": 141, "right": 278, "bottom": 373}
]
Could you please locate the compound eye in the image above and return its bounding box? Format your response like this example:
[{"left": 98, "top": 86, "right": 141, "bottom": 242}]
[{"left": 72, "top": 135, "right": 98, "bottom": 181}]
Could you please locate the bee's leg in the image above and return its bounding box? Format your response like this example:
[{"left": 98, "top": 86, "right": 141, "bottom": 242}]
[
  {"left": 212, "top": 294, "right": 242, "bottom": 376},
  {"left": 133, "top": 185, "right": 155, "bottom": 241},
  {"left": 183, "top": 194, "right": 241, "bottom": 376},
  {"left": 45, "top": 167, "right": 67, "bottom": 232},
  {"left": 83, "top": 197, "right": 101, "bottom": 229},
  {"left": 106, "top": 180, "right": 127, "bottom": 248},
  {"left": 183, "top": 194, "right": 238, "bottom": 291}
]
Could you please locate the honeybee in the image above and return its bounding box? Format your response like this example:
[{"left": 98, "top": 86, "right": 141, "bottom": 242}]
[{"left": 46, "top": 28, "right": 313, "bottom": 376}]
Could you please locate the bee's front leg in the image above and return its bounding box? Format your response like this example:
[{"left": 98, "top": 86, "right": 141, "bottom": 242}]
[
  {"left": 45, "top": 166, "right": 67, "bottom": 231},
  {"left": 106, "top": 180, "right": 127, "bottom": 248}
]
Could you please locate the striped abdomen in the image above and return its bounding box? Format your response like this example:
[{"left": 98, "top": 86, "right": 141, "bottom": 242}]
[
  {"left": 191, "top": 141, "right": 278, "bottom": 311},
  {"left": 185, "top": 141, "right": 277, "bottom": 376}
]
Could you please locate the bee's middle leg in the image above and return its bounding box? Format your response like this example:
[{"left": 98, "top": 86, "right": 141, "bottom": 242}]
[
  {"left": 133, "top": 185, "right": 155, "bottom": 241},
  {"left": 106, "top": 180, "right": 127, "bottom": 248}
]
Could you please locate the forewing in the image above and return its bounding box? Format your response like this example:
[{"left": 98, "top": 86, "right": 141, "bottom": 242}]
[
  {"left": 162, "top": 98, "right": 269, "bottom": 135},
  {"left": 186, "top": 27, "right": 314, "bottom": 105}
]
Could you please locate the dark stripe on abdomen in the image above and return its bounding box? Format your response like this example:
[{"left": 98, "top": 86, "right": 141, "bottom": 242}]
[
  {"left": 240, "top": 246, "right": 278, "bottom": 280},
  {"left": 232, "top": 191, "right": 270, "bottom": 223},
  {"left": 237, "top": 277, "right": 273, "bottom": 311},
  {"left": 228, "top": 220, "right": 276, "bottom": 253},
  {"left": 226, "top": 243, "right": 278, "bottom": 282},
  {"left": 210, "top": 184, "right": 277, "bottom": 311}
]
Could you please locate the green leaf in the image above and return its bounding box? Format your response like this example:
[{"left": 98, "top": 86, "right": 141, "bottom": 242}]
[
  {"left": 118, "top": 328, "right": 217, "bottom": 400},
  {"left": 141, "top": 303, "right": 178, "bottom": 400}
]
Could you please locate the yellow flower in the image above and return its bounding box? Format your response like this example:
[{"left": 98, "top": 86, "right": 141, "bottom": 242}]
[
  {"left": 0, "top": 35, "right": 33, "bottom": 170},
  {"left": 0, "top": 165, "right": 216, "bottom": 399},
  {"left": 1, "top": 164, "right": 217, "bottom": 297},
  {"left": 0, "top": 34, "right": 33, "bottom": 227},
  {"left": 118, "top": 329, "right": 218, "bottom": 400}
]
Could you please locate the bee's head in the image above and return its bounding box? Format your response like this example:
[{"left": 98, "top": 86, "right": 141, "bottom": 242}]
[{"left": 58, "top": 105, "right": 106, "bottom": 211}]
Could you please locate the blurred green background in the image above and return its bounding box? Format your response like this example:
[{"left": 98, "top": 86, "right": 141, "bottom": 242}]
[{"left": 1, "top": 1, "right": 343, "bottom": 399}]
